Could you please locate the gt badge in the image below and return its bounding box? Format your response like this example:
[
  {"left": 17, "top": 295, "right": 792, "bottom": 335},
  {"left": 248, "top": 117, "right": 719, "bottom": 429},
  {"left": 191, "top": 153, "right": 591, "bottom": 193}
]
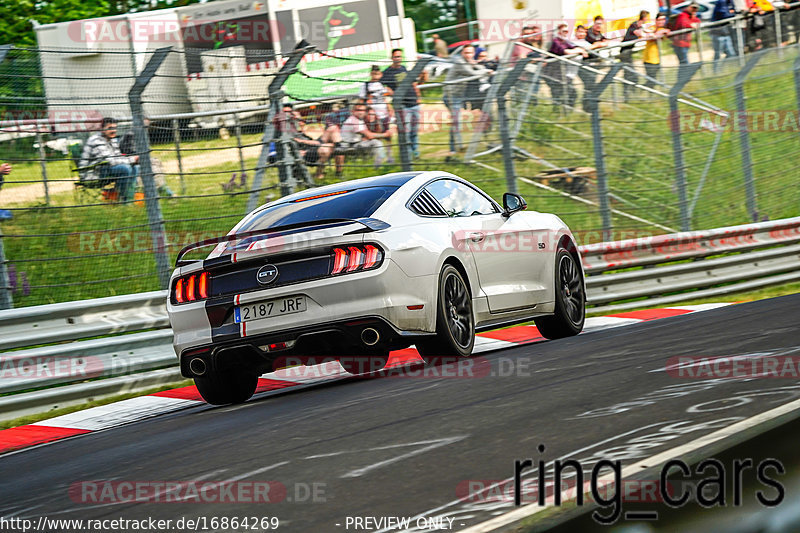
[{"left": 257, "top": 264, "right": 279, "bottom": 285}]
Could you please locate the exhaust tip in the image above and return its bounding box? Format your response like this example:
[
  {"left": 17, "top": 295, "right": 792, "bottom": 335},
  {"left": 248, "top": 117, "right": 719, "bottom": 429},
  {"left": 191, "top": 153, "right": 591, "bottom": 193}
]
[
  {"left": 189, "top": 357, "right": 207, "bottom": 376},
  {"left": 361, "top": 328, "right": 380, "bottom": 346}
]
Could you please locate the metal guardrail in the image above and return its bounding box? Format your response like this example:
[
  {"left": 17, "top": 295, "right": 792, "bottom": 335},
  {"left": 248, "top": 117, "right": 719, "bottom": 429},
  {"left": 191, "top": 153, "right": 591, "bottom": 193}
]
[
  {"left": 582, "top": 216, "right": 800, "bottom": 312},
  {"left": 1, "top": 217, "right": 798, "bottom": 421}
]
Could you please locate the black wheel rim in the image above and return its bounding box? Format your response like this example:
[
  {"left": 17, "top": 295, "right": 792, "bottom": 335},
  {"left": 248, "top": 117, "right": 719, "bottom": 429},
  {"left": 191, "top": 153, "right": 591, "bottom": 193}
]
[
  {"left": 443, "top": 272, "right": 472, "bottom": 348},
  {"left": 559, "top": 254, "right": 585, "bottom": 325}
]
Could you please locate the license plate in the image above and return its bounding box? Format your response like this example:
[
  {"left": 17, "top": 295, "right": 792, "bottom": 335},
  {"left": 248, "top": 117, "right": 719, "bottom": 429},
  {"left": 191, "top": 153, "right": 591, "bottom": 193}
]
[{"left": 234, "top": 296, "right": 307, "bottom": 323}]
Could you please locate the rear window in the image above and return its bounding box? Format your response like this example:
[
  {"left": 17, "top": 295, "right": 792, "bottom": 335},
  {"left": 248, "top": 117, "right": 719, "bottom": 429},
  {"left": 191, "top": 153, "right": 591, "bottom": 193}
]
[{"left": 237, "top": 186, "right": 398, "bottom": 233}]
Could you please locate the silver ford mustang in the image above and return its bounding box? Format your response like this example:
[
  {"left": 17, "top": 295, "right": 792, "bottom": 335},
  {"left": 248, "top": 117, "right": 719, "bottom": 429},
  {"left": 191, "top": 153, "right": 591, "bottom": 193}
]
[{"left": 167, "top": 171, "right": 585, "bottom": 404}]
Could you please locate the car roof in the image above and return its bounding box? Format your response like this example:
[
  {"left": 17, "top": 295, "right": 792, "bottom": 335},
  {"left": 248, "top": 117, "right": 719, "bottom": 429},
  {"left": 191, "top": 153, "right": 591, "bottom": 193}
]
[{"left": 275, "top": 172, "right": 424, "bottom": 204}]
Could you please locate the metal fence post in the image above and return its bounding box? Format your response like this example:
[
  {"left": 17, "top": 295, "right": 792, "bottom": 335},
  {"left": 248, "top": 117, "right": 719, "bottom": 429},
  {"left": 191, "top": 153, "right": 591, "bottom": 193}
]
[
  {"left": 172, "top": 119, "right": 186, "bottom": 195},
  {"left": 35, "top": 130, "right": 50, "bottom": 205},
  {"left": 695, "top": 26, "right": 705, "bottom": 69},
  {"left": 587, "top": 63, "right": 623, "bottom": 242},
  {"left": 735, "top": 21, "right": 745, "bottom": 66},
  {"left": 129, "top": 47, "right": 172, "bottom": 290},
  {"left": 669, "top": 63, "right": 702, "bottom": 232},
  {"left": 233, "top": 112, "right": 247, "bottom": 182},
  {"left": 775, "top": 8, "right": 783, "bottom": 55},
  {"left": 393, "top": 57, "right": 431, "bottom": 171},
  {"left": 734, "top": 54, "right": 764, "bottom": 220},
  {"left": 276, "top": 128, "right": 296, "bottom": 197},
  {"left": 0, "top": 226, "right": 12, "bottom": 310},
  {"left": 494, "top": 60, "right": 528, "bottom": 195},
  {"left": 246, "top": 46, "right": 309, "bottom": 214}
]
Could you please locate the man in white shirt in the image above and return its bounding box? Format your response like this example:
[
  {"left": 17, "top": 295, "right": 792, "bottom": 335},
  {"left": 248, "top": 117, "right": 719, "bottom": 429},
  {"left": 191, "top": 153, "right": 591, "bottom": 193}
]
[
  {"left": 341, "top": 103, "right": 388, "bottom": 166},
  {"left": 359, "top": 66, "right": 391, "bottom": 121}
]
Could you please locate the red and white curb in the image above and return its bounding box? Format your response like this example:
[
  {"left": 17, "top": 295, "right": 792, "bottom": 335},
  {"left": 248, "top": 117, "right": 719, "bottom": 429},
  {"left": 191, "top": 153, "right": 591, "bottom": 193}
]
[{"left": 0, "top": 304, "right": 732, "bottom": 455}]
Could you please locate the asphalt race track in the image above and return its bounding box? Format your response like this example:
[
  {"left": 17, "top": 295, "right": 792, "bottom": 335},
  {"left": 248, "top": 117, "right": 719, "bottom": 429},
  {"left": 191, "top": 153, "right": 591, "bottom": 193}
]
[{"left": 2, "top": 294, "right": 799, "bottom": 532}]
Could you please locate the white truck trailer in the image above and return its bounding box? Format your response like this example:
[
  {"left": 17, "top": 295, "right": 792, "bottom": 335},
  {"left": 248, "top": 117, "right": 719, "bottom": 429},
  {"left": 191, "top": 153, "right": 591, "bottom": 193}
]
[{"left": 34, "top": 0, "right": 417, "bottom": 126}]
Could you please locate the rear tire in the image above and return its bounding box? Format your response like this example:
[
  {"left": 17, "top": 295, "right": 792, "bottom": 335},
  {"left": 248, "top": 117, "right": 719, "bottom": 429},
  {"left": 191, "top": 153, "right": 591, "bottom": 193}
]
[
  {"left": 194, "top": 368, "right": 258, "bottom": 405},
  {"left": 416, "top": 264, "right": 475, "bottom": 361},
  {"left": 534, "top": 247, "right": 585, "bottom": 339}
]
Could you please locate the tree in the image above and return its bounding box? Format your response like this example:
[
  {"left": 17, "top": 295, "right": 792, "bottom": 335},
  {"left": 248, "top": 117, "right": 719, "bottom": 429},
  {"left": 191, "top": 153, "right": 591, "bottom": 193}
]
[{"left": 404, "top": 0, "right": 478, "bottom": 49}]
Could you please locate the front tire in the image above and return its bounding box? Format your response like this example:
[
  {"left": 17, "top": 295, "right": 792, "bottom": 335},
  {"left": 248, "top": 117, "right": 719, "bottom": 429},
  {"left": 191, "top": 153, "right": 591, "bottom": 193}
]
[
  {"left": 534, "top": 247, "right": 585, "bottom": 339},
  {"left": 194, "top": 368, "right": 258, "bottom": 405},
  {"left": 416, "top": 264, "right": 475, "bottom": 360}
]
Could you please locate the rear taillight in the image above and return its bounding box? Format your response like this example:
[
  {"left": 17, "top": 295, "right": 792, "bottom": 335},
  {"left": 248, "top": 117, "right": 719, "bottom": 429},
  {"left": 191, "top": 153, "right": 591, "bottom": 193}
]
[
  {"left": 186, "top": 275, "right": 197, "bottom": 302},
  {"left": 330, "top": 244, "right": 383, "bottom": 275},
  {"left": 198, "top": 272, "right": 209, "bottom": 299},
  {"left": 363, "top": 245, "right": 380, "bottom": 269},
  {"left": 175, "top": 278, "right": 185, "bottom": 303},
  {"left": 332, "top": 247, "right": 348, "bottom": 274},
  {"left": 172, "top": 271, "right": 211, "bottom": 304}
]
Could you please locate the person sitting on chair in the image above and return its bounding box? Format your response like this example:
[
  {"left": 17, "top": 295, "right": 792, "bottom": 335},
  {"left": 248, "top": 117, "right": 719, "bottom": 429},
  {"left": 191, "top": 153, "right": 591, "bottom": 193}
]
[
  {"left": 118, "top": 119, "right": 175, "bottom": 197},
  {"left": 79, "top": 117, "right": 138, "bottom": 203},
  {"left": 340, "top": 103, "right": 388, "bottom": 167}
]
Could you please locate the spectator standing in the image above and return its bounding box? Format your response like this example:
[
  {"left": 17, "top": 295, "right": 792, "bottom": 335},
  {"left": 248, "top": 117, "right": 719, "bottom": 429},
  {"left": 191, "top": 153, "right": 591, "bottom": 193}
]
[
  {"left": 569, "top": 25, "right": 605, "bottom": 111},
  {"left": 746, "top": 0, "right": 774, "bottom": 51},
  {"left": 359, "top": 65, "right": 391, "bottom": 123},
  {"left": 433, "top": 34, "right": 449, "bottom": 58},
  {"left": 621, "top": 10, "right": 650, "bottom": 101},
  {"left": 586, "top": 16, "right": 611, "bottom": 46},
  {"left": 512, "top": 25, "right": 544, "bottom": 62},
  {"left": 711, "top": 0, "right": 737, "bottom": 71},
  {"left": 79, "top": 117, "right": 138, "bottom": 203},
  {"left": 341, "top": 103, "right": 388, "bottom": 167},
  {"left": 643, "top": 13, "right": 671, "bottom": 87},
  {"left": 444, "top": 44, "right": 492, "bottom": 158},
  {"left": 582, "top": 16, "right": 611, "bottom": 104},
  {"left": 512, "top": 26, "right": 546, "bottom": 106},
  {"left": 542, "top": 24, "right": 588, "bottom": 110},
  {"left": 671, "top": 2, "right": 701, "bottom": 64},
  {"left": 465, "top": 48, "right": 497, "bottom": 110},
  {"left": 381, "top": 49, "right": 422, "bottom": 158}
]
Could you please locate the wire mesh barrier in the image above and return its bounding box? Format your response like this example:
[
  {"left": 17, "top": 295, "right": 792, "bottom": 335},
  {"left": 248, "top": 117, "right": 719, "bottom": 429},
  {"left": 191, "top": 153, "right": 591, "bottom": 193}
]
[{"left": 1, "top": 15, "right": 800, "bottom": 309}]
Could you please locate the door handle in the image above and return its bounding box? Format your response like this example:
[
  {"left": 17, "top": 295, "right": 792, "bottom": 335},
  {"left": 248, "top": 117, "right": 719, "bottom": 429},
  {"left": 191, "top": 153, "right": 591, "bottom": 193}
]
[{"left": 469, "top": 232, "right": 485, "bottom": 243}]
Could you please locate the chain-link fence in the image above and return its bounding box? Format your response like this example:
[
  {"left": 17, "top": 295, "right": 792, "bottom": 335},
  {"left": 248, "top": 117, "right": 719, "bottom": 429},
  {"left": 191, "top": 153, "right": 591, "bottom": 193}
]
[{"left": 1, "top": 14, "right": 800, "bottom": 309}]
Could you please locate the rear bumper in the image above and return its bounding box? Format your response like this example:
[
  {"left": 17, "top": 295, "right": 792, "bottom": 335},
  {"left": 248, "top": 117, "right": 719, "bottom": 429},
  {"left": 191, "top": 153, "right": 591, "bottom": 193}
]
[
  {"left": 168, "top": 259, "right": 438, "bottom": 366},
  {"left": 178, "top": 315, "right": 433, "bottom": 378}
]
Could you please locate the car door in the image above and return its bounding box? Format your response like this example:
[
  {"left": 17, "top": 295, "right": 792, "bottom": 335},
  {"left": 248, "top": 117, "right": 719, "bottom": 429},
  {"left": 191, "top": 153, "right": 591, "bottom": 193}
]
[{"left": 425, "top": 179, "right": 549, "bottom": 313}]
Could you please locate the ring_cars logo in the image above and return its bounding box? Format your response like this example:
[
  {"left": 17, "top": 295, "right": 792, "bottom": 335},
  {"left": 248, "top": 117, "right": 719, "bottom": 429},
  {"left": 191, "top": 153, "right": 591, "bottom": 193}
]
[{"left": 257, "top": 264, "right": 279, "bottom": 285}]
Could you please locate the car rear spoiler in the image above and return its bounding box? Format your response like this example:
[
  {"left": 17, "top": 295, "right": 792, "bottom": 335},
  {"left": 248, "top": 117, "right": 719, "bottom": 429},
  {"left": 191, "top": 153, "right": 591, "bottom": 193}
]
[{"left": 174, "top": 218, "right": 391, "bottom": 266}]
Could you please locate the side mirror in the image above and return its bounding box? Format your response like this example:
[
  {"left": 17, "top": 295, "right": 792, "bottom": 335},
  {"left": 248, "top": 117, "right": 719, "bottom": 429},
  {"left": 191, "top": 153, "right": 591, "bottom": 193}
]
[{"left": 502, "top": 192, "right": 527, "bottom": 217}]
